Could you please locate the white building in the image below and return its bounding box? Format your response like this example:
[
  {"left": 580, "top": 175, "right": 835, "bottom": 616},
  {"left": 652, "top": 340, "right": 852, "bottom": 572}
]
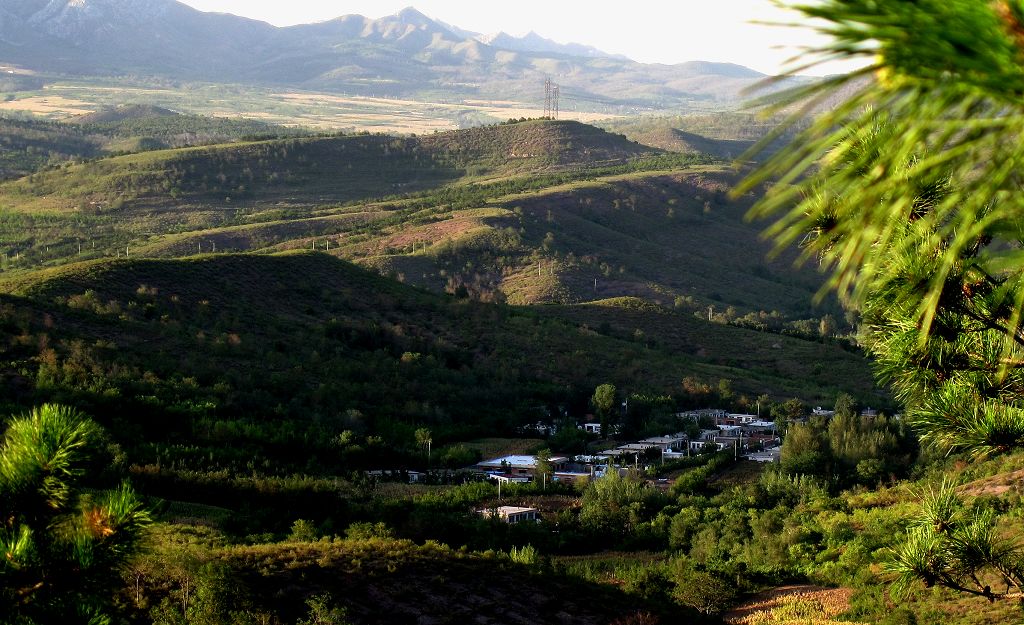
[
  {"left": 477, "top": 454, "right": 568, "bottom": 477},
  {"left": 479, "top": 506, "right": 539, "bottom": 524}
]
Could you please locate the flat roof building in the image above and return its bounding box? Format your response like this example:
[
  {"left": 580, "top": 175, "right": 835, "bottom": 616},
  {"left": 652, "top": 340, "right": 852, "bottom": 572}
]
[{"left": 478, "top": 506, "right": 539, "bottom": 524}]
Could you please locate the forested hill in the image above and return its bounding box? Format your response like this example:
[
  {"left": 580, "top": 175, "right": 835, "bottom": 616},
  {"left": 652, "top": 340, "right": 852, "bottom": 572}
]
[{"left": 0, "top": 251, "right": 879, "bottom": 456}]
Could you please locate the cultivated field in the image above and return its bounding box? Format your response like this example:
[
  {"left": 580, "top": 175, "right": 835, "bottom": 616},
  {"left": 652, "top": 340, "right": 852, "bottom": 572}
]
[{"left": 1, "top": 81, "right": 617, "bottom": 132}]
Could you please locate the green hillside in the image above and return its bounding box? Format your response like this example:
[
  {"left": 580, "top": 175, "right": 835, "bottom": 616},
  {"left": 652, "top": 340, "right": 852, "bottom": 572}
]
[
  {"left": 0, "top": 119, "right": 652, "bottom": 209},
  {"left": 0, "top": 253, "right": 879, "bottom": 468},
  {"left": 0, "top": 116, "right": 106, "bottom": 178},
  {"left": 600, "top": 112, "right": 803, "bottom": 159},
  {"left": 120, "top": 166, "right": 827, "bottom": 316},
  {"left": 0, "top": 119, "right": 834, "bottom": 322},
  {"left": 0, "top": 250, "right": 893, "bottom": 625},
  {"left": 0, "top": 108, "right": 309, "bottom": 180}
]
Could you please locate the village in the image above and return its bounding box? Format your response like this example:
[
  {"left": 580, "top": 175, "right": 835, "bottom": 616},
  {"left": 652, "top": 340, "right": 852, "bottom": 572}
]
[
  {"left": 466, "top": 409, "right": 780, "bottom": 523},
  {"left": 365, "top": 407, "right": 804, "bottom": 522},
  {"left": 365, "top": 402, "right": 889, "bottom": 524}
]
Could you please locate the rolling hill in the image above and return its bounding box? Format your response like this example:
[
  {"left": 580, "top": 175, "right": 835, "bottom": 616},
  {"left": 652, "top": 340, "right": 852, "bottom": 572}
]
[
  {"left": 599, "top": 112, "right": 805, "bottom": 159},
  {"left": 0, "top": 119, "right": 869, "bottom": 506},
  {"left": 0, "top": 119, "right": 655, "bottom": 207},
  {"left": 0, "top": 119, "right": 836, "bottom": 319},
  {"left": 0, "top": 105, "right": 309, "bottom": 179}
]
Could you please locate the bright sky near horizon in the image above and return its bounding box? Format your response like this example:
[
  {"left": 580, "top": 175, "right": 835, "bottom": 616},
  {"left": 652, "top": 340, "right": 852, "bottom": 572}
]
[{"left": 175, "top": 0, "right": 856, "bottom": 76}]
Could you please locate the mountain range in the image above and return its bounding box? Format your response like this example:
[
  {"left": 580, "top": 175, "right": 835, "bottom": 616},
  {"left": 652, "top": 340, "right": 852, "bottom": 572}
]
[{"left": 0, "top": 0, "right": 785, "bottom": 110}]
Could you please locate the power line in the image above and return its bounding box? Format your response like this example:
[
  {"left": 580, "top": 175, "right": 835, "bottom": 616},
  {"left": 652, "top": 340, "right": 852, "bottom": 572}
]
[
  {"left": 543, "top": 78, "right": 561, "bottom": 119},
  {"left": 543, "top": 78, "right": 552, "bottom": 118}
]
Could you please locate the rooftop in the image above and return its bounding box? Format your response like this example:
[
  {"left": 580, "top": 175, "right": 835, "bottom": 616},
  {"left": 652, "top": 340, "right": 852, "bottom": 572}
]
[
  {"left": 639, "top": 435, "right": 686, "bottom": 444},
  {"left": 478, "top": 454, "right": 568, "bottom": 469},
  {"left": 493, "top": 506, "right": 537, "bottom": 515},
  {"left": 618, "top": 443, "right": 660, "bottom": 451}
]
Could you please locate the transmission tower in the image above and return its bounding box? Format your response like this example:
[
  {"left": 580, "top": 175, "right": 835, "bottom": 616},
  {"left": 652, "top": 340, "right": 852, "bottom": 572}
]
[
  {"left": 552, "top": 84, "right": 559, "bottom": 119},
  {"left": 543, "top": 78, "right": 552, "bottom": 118}
]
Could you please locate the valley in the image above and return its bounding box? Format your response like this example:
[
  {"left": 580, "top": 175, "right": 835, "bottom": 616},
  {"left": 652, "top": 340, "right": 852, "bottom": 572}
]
[
  {"left": 4, "top": 2, "right": 1024, "bottom": 625},
  {"left": 0, "top": 104, "right": 895, "bottom": 624}
]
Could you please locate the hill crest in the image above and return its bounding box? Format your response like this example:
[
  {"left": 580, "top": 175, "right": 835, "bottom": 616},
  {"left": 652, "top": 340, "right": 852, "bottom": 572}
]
[
  {"left": 0, "top": 119, "right": 658, "bottom": 208},
  {"left": 70, "top": 103, "right": 179, "bottom": 124}
]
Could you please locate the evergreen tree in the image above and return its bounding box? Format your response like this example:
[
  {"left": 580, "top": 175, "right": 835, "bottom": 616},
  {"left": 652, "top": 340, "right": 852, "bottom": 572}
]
[
  {"left": 0, "top": 404, "right": 150, "bottom": 624},
  {"left": 751, "top": 0, "right": 1024, "bottom": 603}
]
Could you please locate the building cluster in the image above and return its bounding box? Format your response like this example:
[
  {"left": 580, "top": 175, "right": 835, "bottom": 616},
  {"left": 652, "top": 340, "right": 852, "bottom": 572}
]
[
  {"left": 476, "top": 409, "right": 783, "bottom": 486},
  {"left": 675, "top": 409, "right": 778, "bottom": 453},
  {"left": 472, "top": 409, "right": 790, "bottom": 523}
]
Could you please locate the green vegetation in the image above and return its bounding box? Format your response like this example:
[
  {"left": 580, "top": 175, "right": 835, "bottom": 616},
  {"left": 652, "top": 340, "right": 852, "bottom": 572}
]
[
  {"left": 0, "top": 252, "right": 878, "bottom": 454},
  {"left": 779, "top": 408, "right": 915, "bottom": 486},
  {"left": 0, "top": 110, "right": 905, "bottom": 622},
  {"left": 0, "top": 118, "right": 841, "bottom": 324},
  {"left": 0, "top": 119, "right": 655, "bottom": 211},
  {"left": 0, "top": 108, "right": 310, "bottom": 180},
  {"left": 599, "top": 112, "right": 799, "bottom": 159},
  {"left": 12, "top": 82, "right": 1009, "bottom": 622},
  {"left": 1, "top": 404, "right": 150, "bottom": 624},
  {"left": 746, "top": 0, "right": 1024, "bottom": 615},
  {"left": 0, "top": 239, "right": 898, "bottom": 622}
]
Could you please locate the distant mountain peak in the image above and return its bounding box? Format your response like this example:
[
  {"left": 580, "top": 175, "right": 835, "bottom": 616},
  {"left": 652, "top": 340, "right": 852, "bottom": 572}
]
[
  {"left": 395, "top": 6, "right": 433, "bottom": 25},
  {"left": 477, "top": 29, "right": 629, "bottom": 61},
  {"left": 397, "top": 6, "right": 424, "bottom": 17},
  {"left": 0, "top": 0, "right": 780, "bottom": 108}
]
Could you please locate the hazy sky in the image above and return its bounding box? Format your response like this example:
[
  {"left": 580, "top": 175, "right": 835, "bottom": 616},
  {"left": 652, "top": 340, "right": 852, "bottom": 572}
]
[{"left": 175, "top": 1, "right": 857, "bottom": 76}]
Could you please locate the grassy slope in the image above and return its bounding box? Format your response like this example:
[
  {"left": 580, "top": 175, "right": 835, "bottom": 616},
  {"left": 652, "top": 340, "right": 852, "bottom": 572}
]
[
  {"left": 0, "top": 110, "right": 308, "bottom": 180},
  {"left": 200, "top": 538, "right": 701, "bottom": 625},
  {"left": 215, "top": 166, "right": 825, "bottom": 315},
  {"left": 0, "top": 121, "right": 679, "bottom": 294},
  {"left": 600, "top": 112, "right": 802, "bottom": 159},
  {"left": 7, "top": 164, "right": 823, "bottom": 316},
  {"left": 0, "top": 119, "right": 653, "bottom": 209}
]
